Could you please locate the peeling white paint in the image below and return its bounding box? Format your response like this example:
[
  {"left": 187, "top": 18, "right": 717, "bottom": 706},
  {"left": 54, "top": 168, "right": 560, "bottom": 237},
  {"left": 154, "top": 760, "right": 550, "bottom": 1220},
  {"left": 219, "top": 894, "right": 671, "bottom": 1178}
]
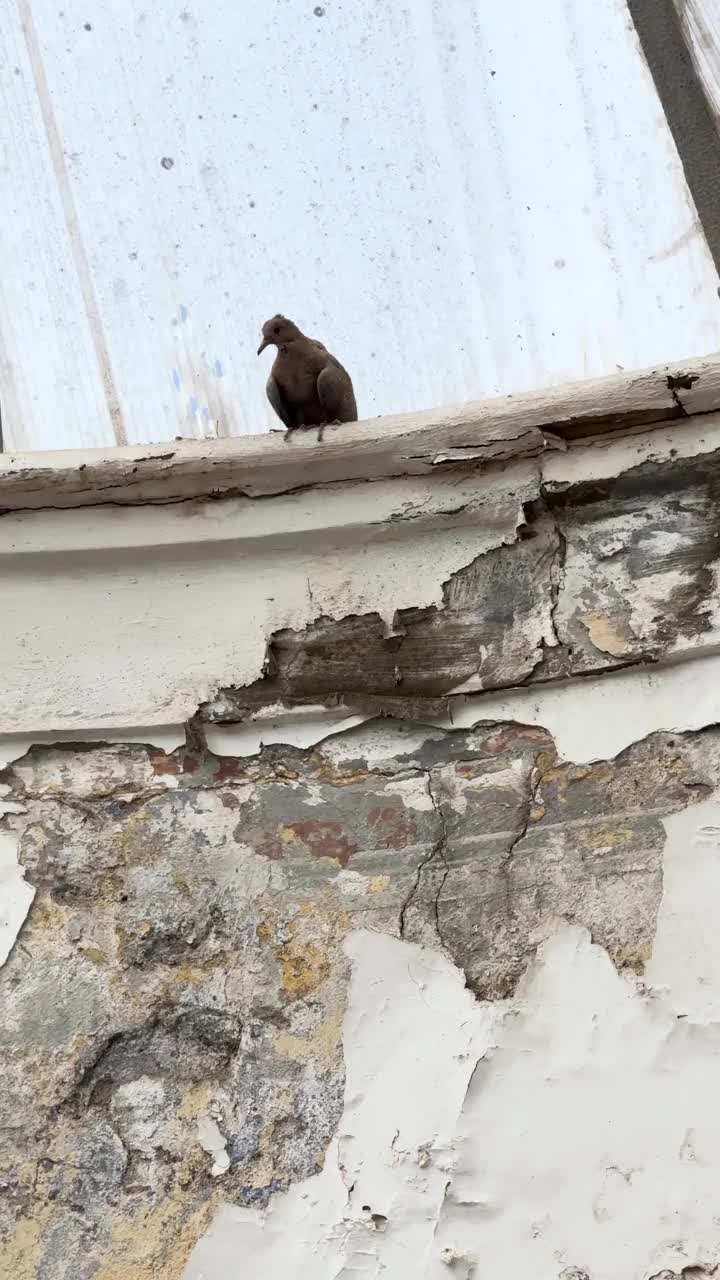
[
  {"left": 382, "top": 775, "right": 435, "bottom": 811},
  {"left": 1, "top": 473, "right": 527, "bottom": 733},
  {"left": 184, "top": 930, "right": 501, "bottom": 1280},
  {"left": 3, "top": 644, "right": 716, "bottom": 787},
  {"left": 204, "top": 711, "right": 368, "bottom": 760},
  {"left": 450, "top": 652, "right": 720, "bottom": 763},
  {"left": 206, "top": 649, "right": 720, "bottom": 773},
  {"left": 646, "top": 798, "right": 720, "bottom": 1021},
  {"left": 0, "top": 828, "right": 35, "bottom": 967},
  {"left": 0, "top": 726, "right": 185, "bottom": 771},
  {"left": 543, "top": 413, "right": 720, "bottom": 487},
  {"left": 320, "top": 723, "right": 446, "bottom": 769},
  {"left": 5, "top": 415, "right": 720, "bottom": 739},
  {"left": 196, "top": 1115, "right": 230, "bottom": 1179},
  {"left": 186, "top": 791, "right": 720, "bottom": 1280},
  {"left": 111, "top": 1078, "right": 166, "bottom": 1155}
]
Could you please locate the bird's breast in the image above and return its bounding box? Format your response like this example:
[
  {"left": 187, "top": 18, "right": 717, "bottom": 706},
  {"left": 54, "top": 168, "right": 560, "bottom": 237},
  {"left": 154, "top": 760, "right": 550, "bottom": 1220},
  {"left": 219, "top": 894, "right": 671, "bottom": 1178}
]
[{"left": 273, "top": 355, "right": 320, "bottom": 406}]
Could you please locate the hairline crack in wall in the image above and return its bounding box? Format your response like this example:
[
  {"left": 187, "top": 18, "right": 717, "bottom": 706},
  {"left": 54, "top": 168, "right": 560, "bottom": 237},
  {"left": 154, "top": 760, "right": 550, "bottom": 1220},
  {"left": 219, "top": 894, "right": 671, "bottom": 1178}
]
[{"left": 3, "top": 369, "right": 720, "bottom": 1278}]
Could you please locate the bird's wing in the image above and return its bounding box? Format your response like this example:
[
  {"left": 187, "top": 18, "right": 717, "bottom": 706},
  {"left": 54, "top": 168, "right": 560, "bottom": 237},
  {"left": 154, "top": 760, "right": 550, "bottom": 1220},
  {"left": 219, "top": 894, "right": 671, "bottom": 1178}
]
[
  {"left": 317, "top": 361, "right": 358, "bottom": 423},
  {"left": 266, "top": 374, "right": 294, "bottom": 428}
]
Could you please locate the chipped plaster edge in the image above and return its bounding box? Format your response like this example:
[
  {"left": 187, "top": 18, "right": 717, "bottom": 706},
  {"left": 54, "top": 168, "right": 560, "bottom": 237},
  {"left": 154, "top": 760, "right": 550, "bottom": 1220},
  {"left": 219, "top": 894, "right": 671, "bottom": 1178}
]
[
  {"left": 3, "top": 647, "right": 720, "bottom": 773},
  {"left": 2, "top": 352, "right": 719, "bottom": 510},
  {"left": 3, "top": 650, "right": 717, "bottom": 971},
  {"left": 0, "top": 825, "right": 34, "bottom": 968}
]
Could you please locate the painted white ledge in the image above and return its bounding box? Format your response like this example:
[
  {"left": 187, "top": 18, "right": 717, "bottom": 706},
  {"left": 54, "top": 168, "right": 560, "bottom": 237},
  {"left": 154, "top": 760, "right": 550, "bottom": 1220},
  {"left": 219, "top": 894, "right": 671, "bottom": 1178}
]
[
  {"left": 0, "top": 351, "right": 718, "bottom": 509},
  {"left": 2, "top": 354, "right": 720, "bottom": 737}
]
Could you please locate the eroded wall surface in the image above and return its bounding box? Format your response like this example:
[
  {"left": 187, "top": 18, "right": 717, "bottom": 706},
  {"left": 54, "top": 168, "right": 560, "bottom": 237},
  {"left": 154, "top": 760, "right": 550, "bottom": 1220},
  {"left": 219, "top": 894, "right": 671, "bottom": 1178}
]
[{"left": 3, "top": 418, "right": 720, "bottom": 1278}]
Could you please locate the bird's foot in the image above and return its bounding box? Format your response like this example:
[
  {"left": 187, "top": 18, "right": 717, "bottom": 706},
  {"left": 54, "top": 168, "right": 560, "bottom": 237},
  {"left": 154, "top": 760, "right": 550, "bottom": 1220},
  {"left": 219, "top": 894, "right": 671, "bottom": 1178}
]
[{"left": 316, "top": 420, "right": 342, "bottom": 444}]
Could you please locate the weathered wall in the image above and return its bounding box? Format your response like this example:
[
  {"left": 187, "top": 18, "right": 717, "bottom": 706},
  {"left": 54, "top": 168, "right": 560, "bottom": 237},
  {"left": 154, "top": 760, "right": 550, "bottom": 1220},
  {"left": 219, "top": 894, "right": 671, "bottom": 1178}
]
[{"left": 3, "top": 379, "right": 720, "bottom": 1277}]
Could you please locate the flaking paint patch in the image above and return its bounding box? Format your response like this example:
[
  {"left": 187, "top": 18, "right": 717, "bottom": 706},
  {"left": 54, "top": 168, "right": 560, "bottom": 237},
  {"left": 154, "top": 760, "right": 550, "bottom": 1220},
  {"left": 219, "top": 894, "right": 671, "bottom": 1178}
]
[
  {"left": 204, "top": 711, "right": 368, "bottom": 759},
  {"left": 186, "top": 793, "right": 720, "bottom": 1279},
  {"left": 184, "top": 930, "right": 502, "bottom": 1280},
  {"left": 449, "top": 652, "right": 720, "bottom": 763},
  {"left": 543, "top": 416, "right": 720, "bottom": 488},
  {"left": 382, "top": 774, "right": 435, "bottom": 811},
  {"left": 0, "top": 725, "right": 185, "bottom": 770},
  {"left": 0, "top": 827, "right": 34, "bottom": 966},
  {"left": 2, "top": 474, "right": 529, "bottom": 733},
  {"left": 319, "top": 722, "right": 444, "bottom": 768}
]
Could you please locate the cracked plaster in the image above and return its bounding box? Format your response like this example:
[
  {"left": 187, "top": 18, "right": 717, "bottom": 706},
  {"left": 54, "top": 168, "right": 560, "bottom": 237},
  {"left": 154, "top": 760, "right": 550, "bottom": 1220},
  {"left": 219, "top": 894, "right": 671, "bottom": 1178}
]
[
  {"left": 187, "top": 777, "right": 720, "bottom": 1280},
  {"left": 3, "top": 378, "right": 720, "bottom": 1275},
  {"left": 2, "top": 713, "right": 720, "bottom": 1275}
]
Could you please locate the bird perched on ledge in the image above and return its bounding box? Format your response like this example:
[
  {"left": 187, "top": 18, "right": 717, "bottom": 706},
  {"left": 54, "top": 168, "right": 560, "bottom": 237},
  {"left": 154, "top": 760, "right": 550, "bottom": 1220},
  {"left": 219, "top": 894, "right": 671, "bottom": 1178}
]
[{"left": 257, "top": 315, "right": 358, "bottom": 441}]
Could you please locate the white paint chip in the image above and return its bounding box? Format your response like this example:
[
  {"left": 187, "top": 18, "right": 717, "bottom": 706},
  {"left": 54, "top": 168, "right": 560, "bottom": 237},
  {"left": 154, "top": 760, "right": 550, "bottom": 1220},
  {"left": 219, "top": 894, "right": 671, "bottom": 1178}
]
[
  {"left": 382, "top": 774, "right": 434, "bottom": 811},
  {"left": 0, "top": 829, "right": 35, "bottom": 967},
  {"left": 196, "top": 1115, "right": 230, "bottom": 1178},
  {"left": 449, "top": 653, "right": 720, "bottom": 763}
]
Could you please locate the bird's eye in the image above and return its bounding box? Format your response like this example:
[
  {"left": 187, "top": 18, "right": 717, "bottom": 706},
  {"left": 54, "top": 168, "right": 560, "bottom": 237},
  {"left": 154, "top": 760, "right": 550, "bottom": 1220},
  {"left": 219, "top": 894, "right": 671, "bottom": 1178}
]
[{"left": 273, "top": 325, "right": 281, "bottom": 335}]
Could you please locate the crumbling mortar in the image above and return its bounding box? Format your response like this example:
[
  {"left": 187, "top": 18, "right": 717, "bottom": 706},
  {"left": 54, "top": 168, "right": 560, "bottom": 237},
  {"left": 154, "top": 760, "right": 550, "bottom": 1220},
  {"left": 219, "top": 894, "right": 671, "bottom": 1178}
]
[
  {"left": 496, "top": 750, "right": 553, "bottom": 917},
  {"left": 427, "top": 772, "right": 451, "bottom": 948},
  {"left": 398, "top": 769, "right": 451, "bottom": 947},
  {"left": 548, "top": 516, "right": 567, "bottom": 652}
]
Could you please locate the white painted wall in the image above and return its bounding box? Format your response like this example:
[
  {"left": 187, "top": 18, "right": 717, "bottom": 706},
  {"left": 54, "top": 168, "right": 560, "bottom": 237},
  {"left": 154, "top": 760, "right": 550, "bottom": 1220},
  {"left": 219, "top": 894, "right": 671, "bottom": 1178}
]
[{"left": 2, "top": 0, "right": 719, "bottom": 450}]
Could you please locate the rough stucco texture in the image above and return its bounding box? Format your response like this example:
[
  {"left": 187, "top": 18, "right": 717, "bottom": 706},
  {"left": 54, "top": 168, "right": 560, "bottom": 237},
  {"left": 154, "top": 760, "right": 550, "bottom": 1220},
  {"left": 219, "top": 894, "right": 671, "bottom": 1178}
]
[{"left": 1, "top": 717, "right": 719, "bottom": 1277}]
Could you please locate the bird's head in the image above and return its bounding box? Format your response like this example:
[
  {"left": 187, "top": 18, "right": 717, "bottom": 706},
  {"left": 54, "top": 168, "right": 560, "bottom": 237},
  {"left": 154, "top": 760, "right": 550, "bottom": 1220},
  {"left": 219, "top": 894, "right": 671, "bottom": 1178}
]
[{"left": 257, "top": 315, "right": 302, "bottom": 355}]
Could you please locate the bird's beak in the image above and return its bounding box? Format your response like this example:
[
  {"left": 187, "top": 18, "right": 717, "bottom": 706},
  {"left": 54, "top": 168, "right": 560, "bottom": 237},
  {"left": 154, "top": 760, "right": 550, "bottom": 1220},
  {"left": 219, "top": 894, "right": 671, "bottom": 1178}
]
[{"left": 257, "top": 337, "right": 269, "bottom": 355}]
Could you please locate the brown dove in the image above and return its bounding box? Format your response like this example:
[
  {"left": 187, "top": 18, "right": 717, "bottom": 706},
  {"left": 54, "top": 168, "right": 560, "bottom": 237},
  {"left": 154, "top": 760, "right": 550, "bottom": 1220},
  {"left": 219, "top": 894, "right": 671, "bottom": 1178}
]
[{"left": 257, "top": 315, "right": 358, "bottom": 441}]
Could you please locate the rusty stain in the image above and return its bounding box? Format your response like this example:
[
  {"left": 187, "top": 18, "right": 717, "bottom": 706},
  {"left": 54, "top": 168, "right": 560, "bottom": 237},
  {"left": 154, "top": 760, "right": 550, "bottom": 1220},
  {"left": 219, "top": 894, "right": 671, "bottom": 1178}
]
[
  {"left": 79, "top": 944, "right": 109, "bottom": 967},
  {"left": 367, "top": 805, "right": 418, "bottom": 850},
  {"left": 310, "top": 761, "right": 373, "bottom": 788},
  {"left": 213, "top": 757, "right": 247, "bottom": 785},
  {"left": 256, "top": 920, "right": 273, "bottom": 944},
  {"left": 283, "top": 820, "right": 358, "bottom": 866},
  {"left": 456, "top": 761, "right": 493, "bottom": 778},
  {"left": 171, "top": 871, "right": 192, "bottom": 896},
  {"left": 146, "top": 749, "right": 183, "bottom": 778},
  {"left": 478, "top": 726, "right": 549, "bottom": 756},
  {"left": 254, "top": 819, "right": 358, "bottom": 866}
]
